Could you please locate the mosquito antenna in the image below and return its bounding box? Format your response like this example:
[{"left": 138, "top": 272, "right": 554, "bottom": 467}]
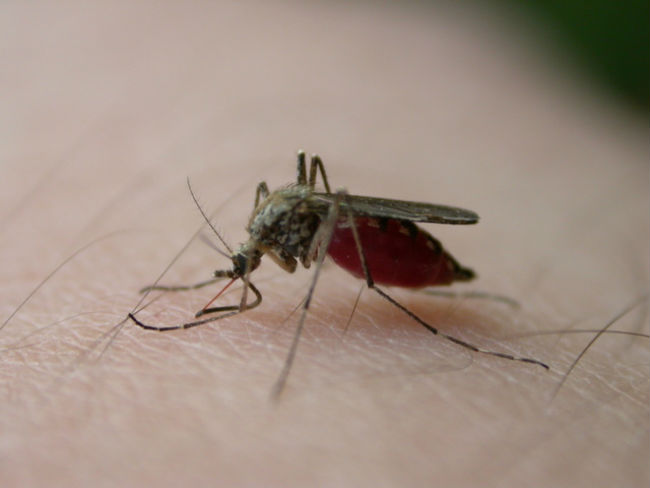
[
  {"left": 187, "top": 177, "right": 233, "bottom": 254},
  {"left": 199, "top": 233, "right": 230, "bottom": 258}
]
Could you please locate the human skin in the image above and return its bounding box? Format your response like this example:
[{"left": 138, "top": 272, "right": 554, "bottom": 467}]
[{"left": 1, "top": 1, "right": 648, "bottom": 487}]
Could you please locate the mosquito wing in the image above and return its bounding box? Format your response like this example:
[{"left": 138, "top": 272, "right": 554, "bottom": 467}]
[{"left": 312, "top": 193, "right": 479, "bottom": 225}]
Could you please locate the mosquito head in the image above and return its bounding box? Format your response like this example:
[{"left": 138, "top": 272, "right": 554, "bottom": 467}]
[{"left": 226, "top": 241, "right": 262, "bottom": 279}]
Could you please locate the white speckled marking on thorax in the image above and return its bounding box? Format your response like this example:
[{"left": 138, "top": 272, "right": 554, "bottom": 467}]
[{"left": 248, "top": 187, "right": 321, "bottom": 259}]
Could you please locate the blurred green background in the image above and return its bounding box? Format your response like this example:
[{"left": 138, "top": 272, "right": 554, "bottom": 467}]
[{"left": 504, "top": 0, "right": 649, "bottom": 112}]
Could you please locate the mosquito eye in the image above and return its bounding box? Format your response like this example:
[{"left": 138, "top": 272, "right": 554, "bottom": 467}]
[{"left": 233, "top": 253, "right": 248, "bottom": 275}]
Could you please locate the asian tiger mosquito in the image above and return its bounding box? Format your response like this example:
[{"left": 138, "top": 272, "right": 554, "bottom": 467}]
[{"left": 129, "top": 151, "right": 549, "bottom": 398}]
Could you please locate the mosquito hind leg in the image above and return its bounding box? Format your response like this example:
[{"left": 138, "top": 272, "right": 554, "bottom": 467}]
[
  {"left": 295, "top": 149, "right": 332, "bottom": 193},
  {"left": 343, "top": 203, "right": 549, "bottom": 370},
  {"left": 308, "top": 155, "right": 331, "bottom": 193},
  {"left": 296, "top": 150, "right": 307, "bottom": 185},
  {"left": 420, "top": 289, "right": 520, "bottom": 309}
]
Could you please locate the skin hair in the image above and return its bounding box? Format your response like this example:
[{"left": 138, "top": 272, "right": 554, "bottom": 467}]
[{"left": 1, "top": 1, "right": 648, "bottom": 486}]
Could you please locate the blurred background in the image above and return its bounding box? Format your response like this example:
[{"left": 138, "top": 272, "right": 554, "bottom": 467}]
[{"left": 499, "top": 0, "right": 648, "bottom": 112}]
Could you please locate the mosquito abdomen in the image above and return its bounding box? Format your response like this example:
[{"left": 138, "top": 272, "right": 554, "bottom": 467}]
[{"left": 327, "top": 217, "right": 474, "bottom": 288}]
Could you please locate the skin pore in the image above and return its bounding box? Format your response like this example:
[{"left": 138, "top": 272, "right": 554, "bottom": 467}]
[{"left": 1, "top": 1, "right": 648, "bottom": 486}]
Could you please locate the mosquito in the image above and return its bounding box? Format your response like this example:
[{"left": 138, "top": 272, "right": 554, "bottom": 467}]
[{"left": 129, "top": 151, "right": 549, "bottom": 398}]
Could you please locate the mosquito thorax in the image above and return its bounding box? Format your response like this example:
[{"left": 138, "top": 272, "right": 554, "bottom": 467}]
[{"left": 247, "top": 187, "right": 321, "bottom": 263}]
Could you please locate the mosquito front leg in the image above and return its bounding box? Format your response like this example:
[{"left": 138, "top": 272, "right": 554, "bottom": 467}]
[
  {"left": 130, "top": 280, "right": 263, "bottom": 331},
  {"left": 270, "top": 189, "right": 344, "bottom": 399},
  {"left": 129, "top": 309, "right": 240, "bottom": 332},
  {"left": 343, "top": 203, "right": 549, "bottom": 370},
  {"left": 197, "top": 281, "right": 263, "bottom": 317},
  {"left": 139, "top": 277, "right": 220, "bottom": 294}
]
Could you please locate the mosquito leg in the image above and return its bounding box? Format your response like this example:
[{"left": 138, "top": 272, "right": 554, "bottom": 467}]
[
  {"left": 239, "top": 262, "right": 253, "bottom": 313},
  {"left": 129, "top": 310, "right": 240, "bottom": 332},
  {"left": 139, "top": 277, "right": 220, "bottom": 293},
  {"left": 197, "top": 281, "right": 263, "bottom": 317},
  {"left": 270, "top": 189, "right": 344, "bottom": 400},
  {"left": 344, "top": 204, "right": 549, "bottom": 370},
  {"left": 296, "top": 150, "right": 307, "bottom": 185},
  {"left": 130, "top": 281, "right": 262, "bottom": 331},
  {"left": 308, "top": 154, "right": 332, "bottom": 193},
  {"left": 254, "top": 181, "right": 270, "bottom": 208},
  {"left": 141, "top": 269, "right": 234, "bottom": 294},
  {"left": 420, "top": 289, "right": 520, "bottom": 309}
]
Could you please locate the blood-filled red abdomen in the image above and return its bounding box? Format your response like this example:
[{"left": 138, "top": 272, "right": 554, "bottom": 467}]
[{"left": 327, "top": 217, "right": 474, "bottom": 288}]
